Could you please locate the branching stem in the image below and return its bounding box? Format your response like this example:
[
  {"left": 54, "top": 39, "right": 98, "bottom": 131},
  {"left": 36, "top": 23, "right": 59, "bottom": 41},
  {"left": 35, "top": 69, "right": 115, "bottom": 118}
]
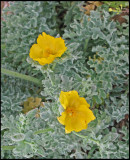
[
  {"left": 1, "top": 68, "right": 42, "bottom": 86},
  {"left": 73, "top": 131, "right": 100, "bottom": 145}
]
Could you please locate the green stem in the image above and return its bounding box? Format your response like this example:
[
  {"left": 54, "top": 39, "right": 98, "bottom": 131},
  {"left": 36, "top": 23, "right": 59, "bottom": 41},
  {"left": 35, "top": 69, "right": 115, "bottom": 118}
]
[
  {"left": 1, "top": 145, "right": 16, "bottom": 150},
  {"left": 23, "top": 140, "right": 33, "bottom": 146},
  {"left": 34, "top": 128, "right": 54, "bottom": 135},
  {"left": 1, "top": 68, "right": 42, "bottom": 86},
  {"left": 73, "top": 131, "right": 100, "bottom": 145},
  {"left": 84, "top": 38, "right": 90, "bottom": 53},
  {"left": 47, "top": 72, "right": 54, "bottom": 86}
]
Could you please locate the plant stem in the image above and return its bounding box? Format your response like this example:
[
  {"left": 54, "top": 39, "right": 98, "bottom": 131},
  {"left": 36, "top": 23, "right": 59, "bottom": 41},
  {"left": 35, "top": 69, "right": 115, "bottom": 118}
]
[
  {"left": 1, "top": 145, "right": 16, "bottom": 150},
  {"left": 73, "top": 131, "right": 100, "bottom": 145},
  {"left": 84, "top": 38, "right": 90, "bottom": 53},
  {"left": 1, "top": 68, "right": 42, "bottom": 86},
  {"left": 34, "top": 128, "right": 54, "bottom": 135},
  {"left": 47, "top": 72, "right": 54, "bottom": 86}
]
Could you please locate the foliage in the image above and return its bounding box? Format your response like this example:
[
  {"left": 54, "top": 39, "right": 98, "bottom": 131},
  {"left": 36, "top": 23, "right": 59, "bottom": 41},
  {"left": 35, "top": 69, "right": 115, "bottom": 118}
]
[
  {"left": 102, "top": 1, "right": 129, "bottom": 8},
  {"left": 102, "top": 1, "right": 129, "bottom": 15},
  {"left": 1, "top": 1, "right": 129, "bottom": 159}
]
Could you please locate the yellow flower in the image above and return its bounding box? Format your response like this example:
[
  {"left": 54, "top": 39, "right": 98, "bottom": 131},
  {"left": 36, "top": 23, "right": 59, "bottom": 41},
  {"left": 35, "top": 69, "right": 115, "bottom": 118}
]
[
  {"left": 109, "top": 8, "right": 113, "bottom": 12},
  {"left": 29, "top": 32, "right": 67, "bottom": 65},
  {"left": 57, "top": 90, "right": 96, "bottom": 133}
]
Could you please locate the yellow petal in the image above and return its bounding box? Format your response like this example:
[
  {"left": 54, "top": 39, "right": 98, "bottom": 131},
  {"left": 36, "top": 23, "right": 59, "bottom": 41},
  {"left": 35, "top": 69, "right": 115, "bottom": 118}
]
[
  {"left": 60, "top": 90, "right": 81, "bottom": 109},
  {"left": 33, "top": 55, "right": 56, "bottom": 65},
  {"left": 60, "top": 90, "right": 90, "bottom": 111},
  {"left": 65, "top": 128, "right": 72, "bottom": 134},
  {"left": 64, "top": 107, "right": 95, "bottom": 133},
  {"left": 37, "top": 32, "right": 55, "bottom": 50},
  {"left": 29, "top": 44, "right": 43, "bottom": 59},
  {"left": 57, "top": 111, "right": 67, "bottom": 125},
  {"left": 66, "top": 90, "right": 80, "bottom": 108},
  {"left": 54, "top": 38, "right": 67, "bottom": 57},
  {"left": 64, "top": 114, "right": 87, "bottom": 133},
  {"left": 79, "top": 97, "right": 90, "bottom": 108},
  {"left": 59, "top": 91, "right": 69, "bottom": 109},
  {"left": 76, "top": 105, "right": 96, "bottom": 124},
  {"left": 64, "top": 115, "right": 73, "bottom": 133},
  {"left": 68, "top": 90, "right": 79, "bottom": 95}
]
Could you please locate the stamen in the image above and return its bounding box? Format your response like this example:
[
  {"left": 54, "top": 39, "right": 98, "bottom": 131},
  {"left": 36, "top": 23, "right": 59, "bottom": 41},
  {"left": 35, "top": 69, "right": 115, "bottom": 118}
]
[{"left": 69, "top": 113, "right": 72, "bottom": 116}]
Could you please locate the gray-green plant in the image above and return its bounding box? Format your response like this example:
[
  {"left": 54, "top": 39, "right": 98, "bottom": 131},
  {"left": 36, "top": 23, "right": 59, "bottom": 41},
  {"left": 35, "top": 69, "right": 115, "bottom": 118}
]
[{"left": 1, "top": 1, "right": 129, "bottom": 159}]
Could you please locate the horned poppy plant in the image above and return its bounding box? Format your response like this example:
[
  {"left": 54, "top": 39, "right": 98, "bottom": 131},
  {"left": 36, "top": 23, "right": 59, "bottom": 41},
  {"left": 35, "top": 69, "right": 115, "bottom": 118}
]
[
  {"left": 29, "top": 32, "right": 67, "bottom": 65},
  {"left": 57, "top": 90, "right": 96, "bottom": 133}
]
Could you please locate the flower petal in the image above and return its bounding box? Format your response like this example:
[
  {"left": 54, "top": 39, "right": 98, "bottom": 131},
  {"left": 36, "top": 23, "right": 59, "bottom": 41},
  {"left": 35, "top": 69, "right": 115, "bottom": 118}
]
[
  {"left": 59, "top": 90, "right": 90, "bottom": 110},
  {"left": 37, "top": 32, "right": 55, "bottom": 50},
  {"left": 64, "top": 114, "right": 88, "bottom": 133},
  {"left": 33, "top": 56, "right": 55, "bottom": 65},
  {"left": 57, "top": 111, "right": 67, "bottom": 125},
  {"left": 67, "top": 90, "right": 83, "bottom": 108},
  {"left": 54, "top": 37, "right": 67, "bottom": 57},
  {"left": 65, "top": 128, "right": 72, "bottom": 134},
  {"left": 79, "top": 97, "right": 90, "bottom": 108},
  {"left": 59, "top": 91, "right": 69, "bottom": 109},
  {"left": 29, "top": 44, "right": 43, "bottom": 59},
  {"left": 64, "top": 107, "right": 95, "bottom": 133},
  {"left": 76, "top": 105, "right": 96, "bottom": 124}
]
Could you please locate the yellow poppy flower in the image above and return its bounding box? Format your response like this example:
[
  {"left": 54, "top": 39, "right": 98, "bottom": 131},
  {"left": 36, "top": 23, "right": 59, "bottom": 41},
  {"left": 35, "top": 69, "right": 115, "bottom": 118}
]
[
  {"left": 57, "top": 90, "right": 96, "bottom": 133},
  {"left": 29, "top": 32, "right": 67, "bottom": 65}
]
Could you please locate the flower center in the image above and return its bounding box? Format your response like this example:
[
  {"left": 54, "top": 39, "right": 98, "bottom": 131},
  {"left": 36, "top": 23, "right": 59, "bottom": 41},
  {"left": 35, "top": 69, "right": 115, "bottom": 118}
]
[
  {"left": 66, "top": 108, "right": 75, "bottom": 117},
  {"left": 46, "top": 48, "right": 56, "bottom": 55},
  {"left": 43, "top": 48, "right": 55, "bottom": 58},
  {"left": 46, "top": 48, "right": 52, "bottom": 54}
]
